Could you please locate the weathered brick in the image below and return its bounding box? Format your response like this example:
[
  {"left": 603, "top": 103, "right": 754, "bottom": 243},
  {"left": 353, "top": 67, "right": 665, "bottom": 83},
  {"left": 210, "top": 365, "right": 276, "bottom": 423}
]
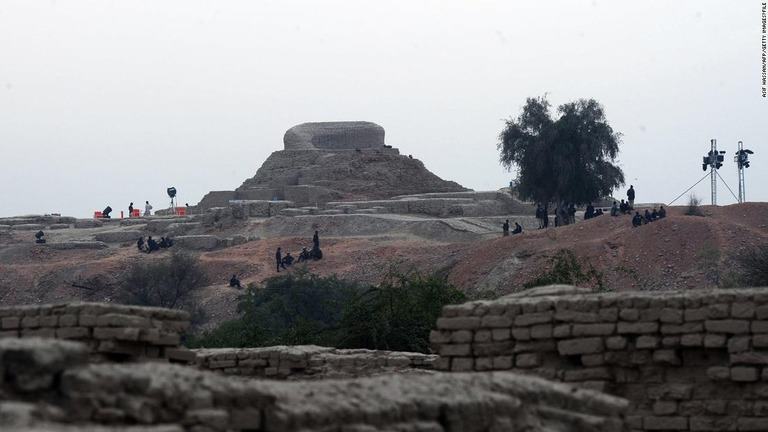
[
  {"left": 605, "top": 336, "right": 627, "bottom": 350},
  {"left": 647, "top": 383, "right": 694, "bottom": 400},
  {"left": 706, "top": 366, "right": 730, "bottom": 381},
  {"left": 452, "top": 330, "right": 473, "bottom": 343},
  {"left": 753, "top": 334, "right": 768, "bottom": 348},
  {"left": 530, "top": 324, "right": 552, "bottom": 339},
  {"left": 653, "top": 349, "right": 680, "bottom": 365},
  {"left": 553, "top": 324, "right": 571, "bottom": 338},
  {"left": 636, "top": 335, "right": 660, "bottom": 349},
  {"left": 514, "top": 311, "right": 553, "bottom": 326},
  {"left": 737, "top": 417, "right": 768, "bottom": 431},
  {"left": 680, "top": 334, "right": 703, "bottom": 346},
  {"left": 643, "top": 416, "right": 687, "bottom": 430},
  {"left": 731, "top": 366, "right": 759, "bottom": 382},
  {"left": 20, "top": 316, "right": 39, "bottom": 328},
  {"left": 439, "top": 344, "right": 471, "bottom": 357},
  {"left": 653, "top": 401, "right": 678, "bottom": 415},
  {"left": 731, "top": 302, "right": 755, "bottom": 318},
  {"left": 480, "top": 315, "right": 512, "bottom": 328},
  {"left": 1, "top": 317, "right": 20, "bottom": 329},
  {"left": 58, "top": 314, "right": 77, "bottom": 327},
  {"left": 703, "top": 334, "right": 727, "bottom": 348},
  {"left": 492, "top": 356, "right": 513, "bottom": 369},
  {"left": 661, "top": 322, "right": 703, "bottom": 334},
  {"left": 581, "top": 354, "right": 604, "bottom": 366},
  {"left": 96, "top": 313, "right": 151, "bottom": 328},
  {"left": 706, "top": 303, "right": 730, "bottom": 319},
  {"left": 429, "top": 330, "right": 452, "bottom": 344},
  {"left": 618, "top": 309, "right": 639, "bottom": 321},
  {"left": 474, "top": 342, "right": 513, "bottom": 356},
  {"left": 511, "top": 328, "right": 531, "bottom": 341},
  {"left": 436, "top": 317, "right": 481, "bottom": 330},
  {"left": 617, "top": 321, "right": 658, "bottom": 334},
  {"left": 474, "top": 330, "right": 492, "bottom": 343},
  {"left": 571, "top": 323, "right": 615, "bottom": 337},
  {"left": 756, "top": 305, "right": 768, "bottom": 320},
  {"left": 78, "top": 315, "right": 97, "bottom": 327},
  {"left": 515, "top": 353, "right": 541, "bottom": 368},
  {"left": 753, "top": 320, "right": 768, "bottom": 333},
  {"left": 474, "top": 357, "right": 494, "bottom": 371},
  {"left": 557, "top": 337, "right": 604, "bottom": 355},
  {"left": 451, "top": 357, "right": 473, "bottom": 372},
  {"left": 728, "top": 335, "right": 751, "bottom": 353},
  {"left": 21, "top": 328, "right": 55, "bottom": 338},
  {"left": 598, "top": 307, "right": 618, "bottom": 322},
  {"left": 93, "top": 327, "right": 140, "bottom": 341},
  {"left": 684, "top": 308, "right": 707, "bottom": 322},
  {"left": 660, "top": 308, "right": 683, "bottom": 324},
  {"left": 39, "top": 315, "right": 58, "bottom": 327},
  {"left": 491, "top": 328, "right": 510, "bottom": 341},
  {"left": 730, "top": 352, "right": 768, "bottom": 364},
  {"left": 705, "top": 319, "right": 750, "bottom": 334},
  {"left": 563, "top": 367, "right": 611, "bottom": 382},
  {"left": 56, "top": 327, "right": 91, "bottom": 339}
]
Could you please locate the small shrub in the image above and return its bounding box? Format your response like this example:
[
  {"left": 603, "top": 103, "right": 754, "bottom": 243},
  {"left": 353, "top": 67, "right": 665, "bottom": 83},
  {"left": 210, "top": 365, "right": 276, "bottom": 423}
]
[
  {"left": 117, "top": 251, "right": 210, "bottom": 326},
  {"left": 731, "top": 244, "right": 768, "bottom": 287},
  {"left": 684, "top": 194, "right": 705, "bottom": 216},
  {"left": 524, "top": 249, "right": 607, "bottom": 291}
]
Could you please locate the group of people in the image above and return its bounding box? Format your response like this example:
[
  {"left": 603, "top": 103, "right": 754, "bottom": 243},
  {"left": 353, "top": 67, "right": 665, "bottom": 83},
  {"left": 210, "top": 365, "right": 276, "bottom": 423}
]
[
  {"left": 127, "top": 201, "right": 153, "bottom": 217},
  {"left": 502, "top": 219, "right": 523, "bottom": 236},
  {"left": 632, "top": 206, "right": 667, "bottom": 227},
  {"left": 276, "top": 231, "right": 322, "bottom": 272},
  {"left": 136, "top": 235, "right": 173, "bottom": 253}
]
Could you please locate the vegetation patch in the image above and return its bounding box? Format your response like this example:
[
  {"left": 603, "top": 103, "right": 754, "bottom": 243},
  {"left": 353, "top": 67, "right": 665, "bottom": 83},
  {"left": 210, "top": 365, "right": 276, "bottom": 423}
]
[{"left": 524, "top": 249, "right": 607, "bottom": 291}]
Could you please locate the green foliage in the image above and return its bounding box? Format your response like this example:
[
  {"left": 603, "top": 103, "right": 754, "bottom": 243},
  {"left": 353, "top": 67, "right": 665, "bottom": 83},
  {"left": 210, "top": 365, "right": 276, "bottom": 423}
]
[
  {"left": 684, "top": 194, "right": 705, "bottom": 216},
  {"left": 498, "top": 96, "right": 624, "bottom": 224},
  {"left": 118, "top": 251, "right": 209, "bottom": 325},
  {"left": 524, "top": 249, "right": 607, "bottom": 291},
  {"left": 184, "top": 267, "right": 467, "bottom": 353}
]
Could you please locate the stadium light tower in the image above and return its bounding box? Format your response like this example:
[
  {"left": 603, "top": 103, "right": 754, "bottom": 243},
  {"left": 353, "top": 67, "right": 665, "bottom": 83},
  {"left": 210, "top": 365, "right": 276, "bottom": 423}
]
[
  {"left": 702, "top": 139, "right": 726, "bottom": 205},
  {"left": 734, "top": 141, "right": 754, "bottom": 203}
]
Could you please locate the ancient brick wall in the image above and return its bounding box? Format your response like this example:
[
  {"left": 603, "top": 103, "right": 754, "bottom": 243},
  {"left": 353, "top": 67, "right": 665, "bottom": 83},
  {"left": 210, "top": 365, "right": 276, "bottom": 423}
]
[
  {"left": 430, "top": 286, "right": 768, "bottom": 432},
  {"left": 0, "top": 338, "right": 629, "bottom": 431},
  {"left": 194, "top": 345, "right": 436, "bottom": 379},
  {"left": 0, "top": 302, "right": 194, "bottom": 363}
]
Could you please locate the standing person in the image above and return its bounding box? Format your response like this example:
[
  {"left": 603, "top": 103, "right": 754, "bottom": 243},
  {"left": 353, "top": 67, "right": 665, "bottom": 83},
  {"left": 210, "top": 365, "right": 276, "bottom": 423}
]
[
  {"left": 275, "top": 247, "right": 286, "bottom": 272},
  {"left": 502, "top": 220, "right": 510, "bottom": 236},
  {"left": 535, "top": 204, "right": 543, "bottom": 229},
  {"left": 542, "top": 206, "right": 549, "bottom": 228},
  {"left": 627, "top": 185, "right": 636, "bottom": 209},
  {"left": 128, "top": 202, "right": 134, "bottom": 217},
  {"left": 144, "top": 201, "right": 153, "bottom": 217},
  {"left": 313, "top": 231, "right": 320, "bottom": 249}
]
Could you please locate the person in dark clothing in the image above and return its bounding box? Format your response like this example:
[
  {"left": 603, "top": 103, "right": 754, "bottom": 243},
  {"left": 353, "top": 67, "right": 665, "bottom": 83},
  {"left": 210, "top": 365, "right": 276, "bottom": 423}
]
[
  {"left": 313, "top": 231, "right": 320, "bottom": 249},
  {"left": 137, "top": 236, "right": 145, "bottom": 252},
  {"left": 644, "top": 209, "right": 652, "bottom": 223},
  {"left": 610, "top": 201, "right": 620, "bottom": 217},
  {"left": 542, "top": 207, "right": 549, "bottom": 228},
  {"left": 512, "top": 222, "right": 522, "bottom": 234},
  {"left": 502, "top": 220, "right": 510, "bottom": 236},
  {"left": 276, "top": 247, "right": 286, "bottom": 272},
  {"left": 627, "top": 185, "right": 636, "bottom": 209},
  {"left": 147, "top": 236, "right": 160, "bottom": 252},
  {"left": 584, "top": 203, "right": 595, "bottom": 220},
  {"left": 229, "top": 275, "right": 242, "bottom": 289},
  {"left": 102, "top": 206, "right": 112, "bottom": 219},
  {"left": 159, "top": 237, "right": 168, "bottom": 248},
  {"left": 311, "top": 245, "right": 323, "bottom": 260},
  {"left": 535, "top": 204, "right": 544, "bottom": 229},
  {"left": 619, "top": 200, "right": 628, "bottom": 214},
  {"left": 658, "top": 206, "right": 667, "bottom": 219},
  {"left": 298, "top": 247, "right": 311, "bottom": 262},
  {"left": 632, "top": 212, "right": 643, "bottom": 227},
  {"left": 568, "top": 203, "right": 576, "bottom": 224},
  {"left": 651, "top": 208, "right": 659, "bottom": 221},
  {"left": 128, "top": 202, "right": 134, "bottom": 217},
  {"left": 282, "top": 253, "right": 294, "bottom": 266}
]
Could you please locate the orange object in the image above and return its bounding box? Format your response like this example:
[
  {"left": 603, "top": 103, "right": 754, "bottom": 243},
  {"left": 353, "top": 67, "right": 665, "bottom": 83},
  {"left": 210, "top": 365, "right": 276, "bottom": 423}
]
[
  {"left": 132, "top": 209, "right": 140, "bottom": 218},
  {"left": 94, "top": 211, "right": 102, "bottom": 219},
  {"left": 176, "top": 207, "right": 186, "bottom": 216}
]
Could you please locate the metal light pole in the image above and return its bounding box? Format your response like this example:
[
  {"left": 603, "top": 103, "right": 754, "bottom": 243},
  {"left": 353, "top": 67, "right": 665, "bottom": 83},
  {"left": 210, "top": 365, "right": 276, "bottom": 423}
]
[
  {"left": 734, "top": 141, "right": 754, "bottom": 203},
  {"left": 702, "top": 139, "right": 725, "bottom": 205}
]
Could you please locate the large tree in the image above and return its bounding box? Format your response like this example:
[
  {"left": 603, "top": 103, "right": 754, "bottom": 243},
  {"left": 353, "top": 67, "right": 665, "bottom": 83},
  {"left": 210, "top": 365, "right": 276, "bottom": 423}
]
[{"left": 498, "top": 96, "right": 625, "bottom": 225}]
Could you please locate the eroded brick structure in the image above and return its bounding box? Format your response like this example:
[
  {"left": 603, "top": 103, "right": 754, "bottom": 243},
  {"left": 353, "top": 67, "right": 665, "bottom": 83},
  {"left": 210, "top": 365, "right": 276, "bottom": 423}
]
[{"left": 430, "top": 285, "right": 768, "bottom": 431}]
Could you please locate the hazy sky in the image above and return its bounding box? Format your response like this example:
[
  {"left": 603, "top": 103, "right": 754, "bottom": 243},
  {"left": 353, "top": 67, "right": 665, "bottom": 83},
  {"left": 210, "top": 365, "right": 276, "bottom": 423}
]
[{"left": 1, "top": 1, "right": 765, "bottom": 218}]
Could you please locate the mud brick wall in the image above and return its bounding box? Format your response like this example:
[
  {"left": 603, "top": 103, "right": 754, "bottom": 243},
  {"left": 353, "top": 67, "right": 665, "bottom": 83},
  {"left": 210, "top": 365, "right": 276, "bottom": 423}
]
[
  {"left": 1, "top": 338, "right": 629, "bottom": 431},
  {"left": 0, "top": 302, "right": 194, "bottom": 363},
  {"left": 195, "top": 345, "right": 437, "bottom": 379},
  {"left": 430, "top": 286, "right": 768, "bottom": 432}
]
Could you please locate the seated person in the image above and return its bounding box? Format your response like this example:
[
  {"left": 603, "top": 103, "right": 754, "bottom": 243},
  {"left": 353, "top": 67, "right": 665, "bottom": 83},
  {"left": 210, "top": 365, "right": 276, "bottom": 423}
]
[
  {"left": 651, "top": 208, "right": 659, "bottom": 221},
  {"left": 658, "top": 206, "right": 667, "bottom": 219},
  {"left": 619, "top": 200, "right": 628, "bottom": 214},
  {"left": 584, "top": 203, "right": 595, "bottom": 220},
  {"left": 137, "top": 236, "right": 145, "bottom": 252},
  {"left": 644, "top": 209, "right": 653, "bottom": 223},
  {"left": 102, "top": 206, "right": 113, "bottom": 219},
  {"left": 632, "top": 212, "right": 643, "bottom": 227},
  {"left": 610, "top": 201, "right": 620, "bottom": 217},
  {"left": 512, "top": 222, "right": 522, "bottom": 234},
  {"left": 282, "top": 252, "right": 294, "bottom": 266},
  {"left": 229, "top": 275, "right": 242, "bottom": 289},
  {"left": 311, "top": 245, "right": 323, "bottom": 260},
  {"left": 298, "top": 247, "right": 311, "bottom": 262},
  {"left": 147, "top": 236, "right": 160, "bottom": 252},
  {"left": 159, "top": 237, "right": 168, "bottom": 248}
]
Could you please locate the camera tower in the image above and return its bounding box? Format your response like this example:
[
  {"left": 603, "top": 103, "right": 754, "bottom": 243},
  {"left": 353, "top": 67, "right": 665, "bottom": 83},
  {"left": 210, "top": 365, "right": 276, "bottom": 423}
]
[{"left": 734, "top": 141, "right": 754, "bottom": 203}]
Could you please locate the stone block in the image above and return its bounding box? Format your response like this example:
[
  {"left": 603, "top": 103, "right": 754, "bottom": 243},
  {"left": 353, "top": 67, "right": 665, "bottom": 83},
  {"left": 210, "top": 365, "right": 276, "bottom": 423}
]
[
  {"left": 563, "top": 367, "right": 611, "bottom": 382},
  {"left": 581, "top": 354, "right": 605, "bottom": 367},
  {"left": 619, "top": 309, "right": 639, "bottom": 321},
  {"left": 706, "top": 366, "right": 730, "bottom": 381},
  {"left": 636, "top": 335, "right": 660, "bottom": 349},
  {"left": 436, "top": 317, "right": 480, "bottom": 330},
  {"left": 451, "top": 330, "right": 473, "bottom": 344},
  {"left": 653, "top": 401, "right": 678, "bottom": 416},
  {"left": 705, "top": 319, "right": 750, "bottom": 334},
  {"left": 492, "top": 356, "right": 513, "bottom": 369},
  {"left": 229, "top": 408, "right": 262, "bottom": 430},
  {"left": 605, "top": 336, "right": 627, "bottom": 350},
  {"left": 451, "top": 357, "right": 473, "bottom": 372},
  {"left": 737, "top": 417, "right": 768, "bottom": 431},
  {"left": 647, "top": 383, "right": 693, "bottom": 400},
  {"left": 553, "top": 324, "right": 571, "bottom": 338},
  {"left": 571, "top": 323, "right": 616, "bottom": 337},
  {"left": 706, "top": 304, "right": 730, "bottom": 319},
  {"left": 20, "top": 328, "right": 56, "bottom": 338},
  {"left": 728, "top": 335, "right": 751, "bottom": 353},
  {"left": 511, "top": 328, "right": 531, "bottom": 341},
  {"left": 20, "top": 316, "right": 39, "bottom": 329},
  {"left": 660, "top": 308, "right": 684, "bottom": 324},
  {"left": 515, "top": 353, "right": 541, "bottom": 368},
  {"left": 96, "top": 313, "right": 150, "bottom": 329},
  {"left": 1, "top": 317, "right": 20, "bottom": 329},
  {"left": 514, "top": 312, "right": 553, "bottom": 326},
  {"left": 480, "top": 315, "right": 512, "bottom": 328},
  {"left": 653, "top": 349, "right": 680, "bottom": 365},
  {"left": 491, "top": 328, "right": 510, "bottom": 341},
  {"left": 474, "top": 357, "right": 493, "bottom": 371},
  {"left": 680, "top": 334, "right": 704, "bottom": 347},
  {"left": 753, "top": 321, "right": 768, "bottom": 333},
  {"left": 732, "top": 302, "right": 756, "bottom": 319},
  {"left": 684, "top": 308, "right": 708, "bottom": 322},
  {"left": 617, "top": 321, "right": 658, "bottom": 334},
  {"left": 530, "top": 324, "right": 552, "bottom": 339},
  {"left": 753, "top": 334, "right": 768, "bottom": 347},
  {"left": 731, "top": 366, "right": 759, "bottom": 382},
  {"left": 661, "top": 322, "right": 704, "bottom": 334},
  {"left": 56, "top": 327, "right": 91, "bottom": 339},
  {"left": 439, "top": 344, "right": 471, "bottom": 357},
  {"left": 78, "top": 315, "right": 97, "bottom": 327},
  {"left": 58, "top": 314, "right": 77, "bottom": 327},
  {"left": 557, "top": 337, "right": 604, "bottom": 355},
  {"left": 703, "top": 334, "right": 727, "bottom": 348}
]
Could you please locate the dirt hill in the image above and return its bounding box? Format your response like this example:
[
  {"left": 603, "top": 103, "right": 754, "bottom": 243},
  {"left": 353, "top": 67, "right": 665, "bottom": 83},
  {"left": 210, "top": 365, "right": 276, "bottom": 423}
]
[{"left": 1, "top": 203, "right": 766, "bottom": 329}]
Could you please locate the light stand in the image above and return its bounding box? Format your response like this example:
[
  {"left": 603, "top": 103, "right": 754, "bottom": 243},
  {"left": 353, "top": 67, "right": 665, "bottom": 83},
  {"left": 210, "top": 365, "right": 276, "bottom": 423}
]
[
  {"left": 167, "top": 187, "right": 177, "bottom": 214},
  {"left": 734, "top": 141, "right": 754, "bottom": 203}
]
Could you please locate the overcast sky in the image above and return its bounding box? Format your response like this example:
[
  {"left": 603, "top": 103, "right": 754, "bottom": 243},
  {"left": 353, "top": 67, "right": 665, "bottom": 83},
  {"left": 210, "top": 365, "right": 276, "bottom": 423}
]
[{"left": 1, "top": 0, "right": 765, "bottom": 218}]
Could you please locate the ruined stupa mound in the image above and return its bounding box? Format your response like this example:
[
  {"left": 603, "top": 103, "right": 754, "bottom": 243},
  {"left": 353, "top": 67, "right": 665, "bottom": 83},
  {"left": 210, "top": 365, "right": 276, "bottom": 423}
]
[{"left": 232, "top": 121, "right": 468, "bottom": 206}]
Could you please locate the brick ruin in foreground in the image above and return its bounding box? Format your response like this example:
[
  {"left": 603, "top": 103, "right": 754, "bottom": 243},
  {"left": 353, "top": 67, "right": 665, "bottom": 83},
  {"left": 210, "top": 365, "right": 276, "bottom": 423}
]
[{"left": 5, "top": 286, "right": 768, "bottom": 430}]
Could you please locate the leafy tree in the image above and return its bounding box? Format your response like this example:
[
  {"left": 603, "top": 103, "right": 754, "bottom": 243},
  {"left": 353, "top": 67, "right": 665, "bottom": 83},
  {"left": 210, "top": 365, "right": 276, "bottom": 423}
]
[{"left": 498, "top": 96, "right": 625, "bottom": 225}]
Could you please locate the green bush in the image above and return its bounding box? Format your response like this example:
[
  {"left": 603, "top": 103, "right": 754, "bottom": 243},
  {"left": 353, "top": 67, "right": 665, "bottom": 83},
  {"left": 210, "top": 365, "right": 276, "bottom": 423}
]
[{"left": 184, "top": 267, "right": 467, "bottom": 353}]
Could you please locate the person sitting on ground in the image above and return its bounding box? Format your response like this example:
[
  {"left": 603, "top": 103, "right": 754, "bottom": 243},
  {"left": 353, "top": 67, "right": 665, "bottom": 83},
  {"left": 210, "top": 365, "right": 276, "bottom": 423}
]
[
  {"left": 166, "top": 236, "right": 173, "bottom": 247},
  {"left": 610, "top": 201, "right": 620, "bottom": 217},
  {"left": 658, "top": 205, "right": 667, "bottom": 219},
  {"left": 159, "top": 237, "right": 168, "bottom": 248},
  {"left": 137, "top": 236, "right": 145, "bottom": 252},
  {"left": 311, "top": 245, "right": 323, "bottom": 260},
  {"left": 282, "top": 252, "right": 294, "bottom": 266},
  {"left": 644, "top": 209, "right": 653, "bottom": 223},
  {"left": 632, "top": 211, "right": 643, "bottom": 228},
  {"left": 584, "top": 203, "right": 595, "bottom": 220},
  {"left": 147, "top": 236, "right": 160, "bottom": 253},
  {"left": 512, "top": 222, "right": 523, "bottom": 234},
  {"left": 594, "top": 208, "right": 604, "bottom": 217},
  {"left": 102, "top": 206, "right": 113, "bottom": 219},
  {"left": 619, "top": 200, "right": 628, "bottom": 215},
  {"left": 651, "top": 208, "right": 659, "bottom": 221},
  {"left": 298, "top": 247, "right": 311, "bottom": 262},
  {"left": 229, "top": 275, "right": 242, "bottom": 290}
]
